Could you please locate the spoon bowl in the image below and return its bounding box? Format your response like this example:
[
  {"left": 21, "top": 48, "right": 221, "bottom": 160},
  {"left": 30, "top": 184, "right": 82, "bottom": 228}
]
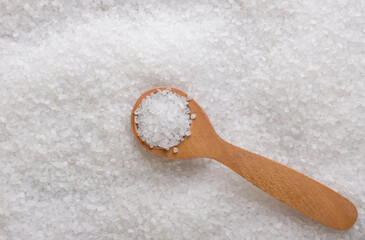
[
  {"left": 131, "top": 86, "right": 220, "bottom": 160},
  {"left": 131, "top": 86, "right": 358, "bottom": 230}
]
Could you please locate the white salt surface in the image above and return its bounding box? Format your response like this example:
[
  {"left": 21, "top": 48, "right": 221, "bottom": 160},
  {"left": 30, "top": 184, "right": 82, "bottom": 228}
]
[
  {"left": 135, "top": 89, "right": 191, "bottom": 150},
  {"left": 0, "top": 1, "right": 364, "bottom": 239}
]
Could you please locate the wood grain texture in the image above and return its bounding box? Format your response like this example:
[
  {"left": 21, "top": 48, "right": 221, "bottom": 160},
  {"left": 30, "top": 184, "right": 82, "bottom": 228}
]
[{"left": 131, "top": 86, "right": 358, "bottom": 230}]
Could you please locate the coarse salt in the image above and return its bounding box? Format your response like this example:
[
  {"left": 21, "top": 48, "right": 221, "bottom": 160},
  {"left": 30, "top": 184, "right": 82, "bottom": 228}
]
[{"left": 134, "top": 89, "right": 191, "bottom": 150}]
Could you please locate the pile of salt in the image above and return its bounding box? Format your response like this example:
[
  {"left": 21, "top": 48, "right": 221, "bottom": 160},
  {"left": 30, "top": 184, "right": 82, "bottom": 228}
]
[{"left": 134, "top": 89, "right": 193, "bottom": 150}]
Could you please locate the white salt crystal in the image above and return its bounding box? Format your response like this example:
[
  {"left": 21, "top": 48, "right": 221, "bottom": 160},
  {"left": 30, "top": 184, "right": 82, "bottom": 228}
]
[
  {"left": 190, "top": 113, "right": 196, "bottom": 120},
  {"left": 173, "top": 147, "right": 178, "bottom": 153},
  {"left": 135, "top": 89, "right": 191, "bottom": 150}
]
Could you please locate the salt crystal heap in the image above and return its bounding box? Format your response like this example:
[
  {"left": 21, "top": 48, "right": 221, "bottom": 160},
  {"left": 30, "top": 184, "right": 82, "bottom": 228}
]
[{"left": 134, "top": 89, "right": 191, "bottom": 150}]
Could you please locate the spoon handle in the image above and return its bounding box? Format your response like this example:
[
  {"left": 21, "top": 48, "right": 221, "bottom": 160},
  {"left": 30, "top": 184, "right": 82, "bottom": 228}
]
[{"left": 213, "top": 139, "right": 357, "bottom": 230}]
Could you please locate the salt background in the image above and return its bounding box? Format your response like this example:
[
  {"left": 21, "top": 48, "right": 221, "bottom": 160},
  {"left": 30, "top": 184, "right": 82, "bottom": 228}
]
[{"left": 0, "top": 0, "right": 364, "bottom": 239}]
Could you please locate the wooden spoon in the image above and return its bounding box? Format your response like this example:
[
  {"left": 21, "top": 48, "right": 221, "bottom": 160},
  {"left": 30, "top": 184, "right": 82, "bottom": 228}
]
[{"left": 131, "top": 86, "right": 357, "bottom": 230}]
